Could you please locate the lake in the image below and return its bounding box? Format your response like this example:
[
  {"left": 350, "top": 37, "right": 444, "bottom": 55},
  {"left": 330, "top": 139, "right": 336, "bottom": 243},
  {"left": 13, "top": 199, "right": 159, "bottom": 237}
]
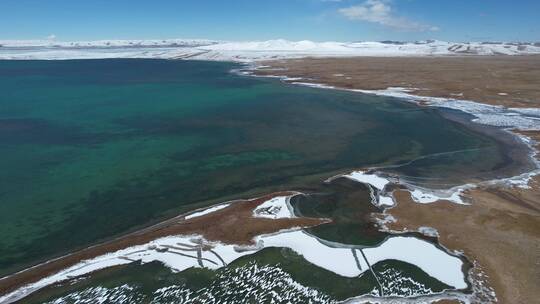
[{"left": 0, "top": 59, "right": 526, "bottom": 302}]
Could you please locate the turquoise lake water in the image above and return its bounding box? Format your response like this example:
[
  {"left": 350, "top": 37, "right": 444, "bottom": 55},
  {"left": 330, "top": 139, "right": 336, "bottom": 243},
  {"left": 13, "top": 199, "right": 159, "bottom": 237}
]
[{"left": 0, "top": 59, "right": 525, "bottom": 302}]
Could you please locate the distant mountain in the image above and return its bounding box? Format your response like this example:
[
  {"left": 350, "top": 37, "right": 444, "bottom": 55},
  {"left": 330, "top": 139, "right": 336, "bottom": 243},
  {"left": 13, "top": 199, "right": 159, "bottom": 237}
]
[
  {"left": 1, "top": 39, "right": 539, "bottom": 61},
  {"left": 0, "top": 39, "right": 219, "bottom": 48}
]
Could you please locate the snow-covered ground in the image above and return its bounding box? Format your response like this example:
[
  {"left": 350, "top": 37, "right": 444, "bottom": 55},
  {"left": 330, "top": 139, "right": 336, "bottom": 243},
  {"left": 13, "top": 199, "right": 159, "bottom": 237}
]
[{"left": 1, "top": 39, "right": 539, "bottom": 61}]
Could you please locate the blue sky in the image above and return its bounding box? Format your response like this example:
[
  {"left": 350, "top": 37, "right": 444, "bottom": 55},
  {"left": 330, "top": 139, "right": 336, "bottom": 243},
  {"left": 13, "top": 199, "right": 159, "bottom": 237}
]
[{"left": 1, "top": 0, "right": 538, "bottom": 42}]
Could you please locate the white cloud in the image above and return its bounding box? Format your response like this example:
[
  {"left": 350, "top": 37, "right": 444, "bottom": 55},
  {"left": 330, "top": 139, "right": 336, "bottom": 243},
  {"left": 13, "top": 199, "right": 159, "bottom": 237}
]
[
  {"left": 46, "top": 34, "right": 57, "bottom": 40},
  {"left": 338, "top": 0, "right": 439, "bottom": 32}
]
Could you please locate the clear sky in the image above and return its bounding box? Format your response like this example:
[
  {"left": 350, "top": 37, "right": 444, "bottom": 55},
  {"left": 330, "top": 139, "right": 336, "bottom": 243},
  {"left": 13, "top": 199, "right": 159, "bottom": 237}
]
[{"left": 1, "top": 0, "right": 538, "bottom": 42}]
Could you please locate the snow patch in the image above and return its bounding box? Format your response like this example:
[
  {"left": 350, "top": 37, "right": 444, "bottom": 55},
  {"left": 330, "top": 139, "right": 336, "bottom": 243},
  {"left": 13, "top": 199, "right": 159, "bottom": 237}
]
[
  {"left": 409, "top": 187, "right": 466, "bottom": 204},
  {"left": 418, "top": 227, "right": 439, "bottom": 238},
  {"left": 253, "top": 196, "right": 295, "bottom": 219},
  {"left": 184, "top": 204, "right": 230, "bottom": 220},
  {"left": 378, "top": 195, "right": 395, "bottom": 207},
  {"left": 345, "top": 171, "right": 390, "bottom": 191}
]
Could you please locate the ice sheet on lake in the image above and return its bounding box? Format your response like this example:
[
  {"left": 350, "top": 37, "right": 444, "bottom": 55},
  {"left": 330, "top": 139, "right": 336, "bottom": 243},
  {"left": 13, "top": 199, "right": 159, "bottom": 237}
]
[{"left": 260, "top": 232, "right": 467, "bottom": 288}]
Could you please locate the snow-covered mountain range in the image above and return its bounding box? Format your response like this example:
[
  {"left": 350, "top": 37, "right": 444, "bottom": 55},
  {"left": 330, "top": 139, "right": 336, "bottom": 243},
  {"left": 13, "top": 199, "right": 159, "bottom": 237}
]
[{"left": 1, "top": 39, "right": 539, "bottom": 61}]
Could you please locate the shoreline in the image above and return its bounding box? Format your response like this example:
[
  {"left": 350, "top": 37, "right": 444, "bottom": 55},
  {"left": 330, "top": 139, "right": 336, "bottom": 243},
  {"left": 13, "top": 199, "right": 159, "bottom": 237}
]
[
  {"left": 0, "top": 192, "right": 328, "bottom": 302},
  {"left": 245, "top": 68, "right": 539, "bottom": 192},
  {"left": 249, "top": 57, "right": 540, "bottom": 303},
  {"left": 252, "top": 56, "right": 540, "bottom": 108}
]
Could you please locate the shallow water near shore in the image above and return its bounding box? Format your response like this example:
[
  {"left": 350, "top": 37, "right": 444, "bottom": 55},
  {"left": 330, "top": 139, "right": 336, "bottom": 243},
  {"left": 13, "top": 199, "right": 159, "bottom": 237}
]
[{"left": 0, "top": 59, "right": 531, "bottom": 302}]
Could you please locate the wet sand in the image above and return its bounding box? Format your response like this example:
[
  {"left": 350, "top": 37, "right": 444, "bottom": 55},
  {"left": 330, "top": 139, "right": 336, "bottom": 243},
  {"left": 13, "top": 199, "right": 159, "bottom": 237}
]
[
  {"left": 0, "top": 192, "right": 327, "bottom": 298},
  {"left": 254, "top": 56, "right": 540, "bottom": 108}
]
